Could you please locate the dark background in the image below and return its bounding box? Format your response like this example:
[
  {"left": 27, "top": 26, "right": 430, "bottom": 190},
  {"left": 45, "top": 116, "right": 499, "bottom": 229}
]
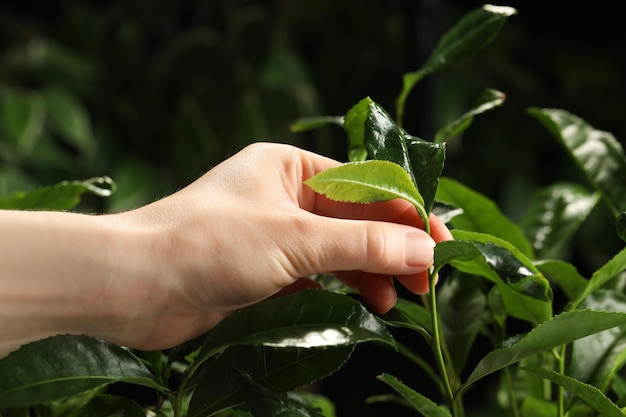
[{"left": 1, "top": 1, "right": 625, "bottom": 416}]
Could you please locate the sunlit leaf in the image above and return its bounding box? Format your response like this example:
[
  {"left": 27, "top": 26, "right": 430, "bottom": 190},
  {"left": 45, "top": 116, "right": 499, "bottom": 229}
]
[
  {"left": 462, "top": 310, "right": 626, "bottom": 392},
  {"left": 397, "top": 5, "right": 516, "bottom": 124},
  {"left": 376, "top": 373, "right": 451, "bottom": 417},
  {"left": 0, "top": 177, "right": 115, "bottom": 211},
  {"left": 528, "top": 107, "right": 626, "bottom": 216},
  {"left": 520, "top": 183, "right": 599, "bottom": 259},
  {"left": 188, "top": 345, "right": 353, "bottom": 417},
  {"left": 436, "top": 177, "right": 534, "bottom": 257},
  {"left": 522, "top": 368, "right": 624, "bottom": 417},
  {"left": 0, "top": 335, "right": 164, "bottom": 407},
  {"left": 305, "top": 160, "right": 425, "bottom": 210},
  {"left": 434, "top": 88, "right": 505, "bottom": 143}
]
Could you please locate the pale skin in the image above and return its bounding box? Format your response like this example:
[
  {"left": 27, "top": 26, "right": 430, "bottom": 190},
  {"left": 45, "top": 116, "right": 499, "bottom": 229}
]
[{"left": 0, "top": 143, "right": 452, "bottom": 357}]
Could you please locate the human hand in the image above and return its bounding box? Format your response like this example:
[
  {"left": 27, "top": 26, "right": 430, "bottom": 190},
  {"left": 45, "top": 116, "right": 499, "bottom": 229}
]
[{"left": 98, "top": 143, "right": 452, "bottom": 350}]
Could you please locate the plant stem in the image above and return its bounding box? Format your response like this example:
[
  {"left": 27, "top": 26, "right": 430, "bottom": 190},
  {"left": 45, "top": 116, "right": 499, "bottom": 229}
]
[
  {"left": 555, "top": 346, "right": 566, "bottom": 417},
  {"left": 428, "top": 268, "right": 461, "bottom": 416},
  {"left": 502, "top": 366, "right": 521, "bottom": 417}
]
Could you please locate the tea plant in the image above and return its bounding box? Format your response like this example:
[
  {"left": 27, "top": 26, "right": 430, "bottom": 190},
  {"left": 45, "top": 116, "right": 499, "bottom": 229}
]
[{"left": 2, "top": 4, "right": 626, "bottom": 417}]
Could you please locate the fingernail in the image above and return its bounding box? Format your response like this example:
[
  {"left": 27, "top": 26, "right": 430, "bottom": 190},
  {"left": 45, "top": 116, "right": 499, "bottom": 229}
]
[{"left": 406, "top": 233, "right": 435, "bottom": 267}]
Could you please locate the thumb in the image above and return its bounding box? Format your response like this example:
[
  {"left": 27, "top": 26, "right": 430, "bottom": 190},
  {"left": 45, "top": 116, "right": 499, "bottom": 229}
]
[{"left": 289, "top": 215, "right": 436, "bottom": 277}]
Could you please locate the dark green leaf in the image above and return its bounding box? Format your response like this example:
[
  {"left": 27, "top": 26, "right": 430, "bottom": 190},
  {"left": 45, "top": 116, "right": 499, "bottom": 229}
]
[
  {"left": 522, "top": 368, "right": 624, "bottom": 417},
  {"left": 406, "top": 137, "right": 446, "bottom": 214},
  {"left": 43, "top": 87, "right": 94, "bottom": 155},
  {"left": 434, "top": 88, "right": 505, "bottom": 143},
  {"left": 438, "top": 274, "right": 486, "bottom": 373},
  {"left": 0, "top": 88, "right": 45, "bottom": 151},
  {"left": 534, "top": 260, "right": 588, "bottom": 303},
  {"left": 68, "top": 395, "right": 146, "bottom": 417},
  {"left": 290, "top": 116, "right": 344, "bottom": 134},
  {"left": 194, "top": 289, "right": 394, "bottom": 369},
  {"left": 462, "top": 310, "right": 626, "bottom": 392},
  {"left": 188, "top": 345, "right": 353, "bottom": 417},
  {"left": 0, "top": 335, "right": 164, "bottom": 407},
  {"left": 434, "top": 240, "right": 481, "bottom": 271},
  {"left": 449, "top": 230, "right": 552, "bottom": 325},
  {"left": 304, "top": 160, "right": 425, "bottom": 210},
  {"left": 528, "top": 107, "right": 626, "bottom": 215},
  {"left": 573, "top": 246, "right": 626, "bottom": 308},
  {"left": 376, "top": 373, "right": 451, "bottom": 417},
  {"left": 379, "top": 297, "right": 433, "bottom": 336},
  {"left": 0, "top": 177, "right": 115, "bottom": 211},
  {"left": 436, "top": 177, "right": 534, "bottom": 257},
  {"left": 617, "top": 211, "right": 626, "bottom": 242},
  {"left": 520, "top": 183, "right": 599, "bottom": 259},
  {"left": 233, "top": 370, "right": 325, "bottom": 417},
  {"left": 397, "top": 5, "right": 516, "bottom": 123}
]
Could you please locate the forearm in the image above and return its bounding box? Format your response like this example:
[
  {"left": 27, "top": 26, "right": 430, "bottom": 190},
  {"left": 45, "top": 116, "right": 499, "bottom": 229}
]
[{"left": 0, "top": 210, "right": 150, "bottom": 356}]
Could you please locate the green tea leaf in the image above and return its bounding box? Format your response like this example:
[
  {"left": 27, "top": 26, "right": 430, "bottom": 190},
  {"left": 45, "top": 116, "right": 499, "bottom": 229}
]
[
  {"left": 305, "top": 160, "right": 425, "bottom": 210},
  {"left": 434, "top": 88, "right": 506, "bottom": 143},
  {"left": 462, "top": 310, "right": 626, "bottom": 392},
  {"left": 0, "top": 177, "right": 115, "bottom": 211},
  {"left": 290, "top": 116, "right": 344, "bottom": 133},
  {"left": 573, "top": 246, "right": 626, "bottom": 308},
  {"left": 188, "top": 345, "right": 353, "bottom": 417},
  {"left": 68, "top": 395, "right": 146, "bottom": 417},
  {"left": 0, "top": 335, "right": 164, "bottom": 407},
  {"left": 379, "top": 297, "right": 433, "bottom": 336},
  {"left": 194, "top": 289, "right": 394, "bottom": 369},
  {"left": 528, "top": 107, "right": 626, "bottom": 215},
  {"left": 43, "top": 87, "right": 95, "bottom": 155},
  {"left": 438, "top": 274, "right": 486, "bottom": 373},
  {"left": 436, "top": 177, "right": 534, "bottom": 257},
  {"left": 406, "top": 137, "right": 446, "bottom": 214},
  {"left": 233, "top": 370, "right": 325, "bottom": 417},
  {"left": 534, "top": 259, "right": 588, "bottom": 303},
  {"left": 376, "top": 373, "right": 451, "bottom": 417},
  {"left": 522, "top": 368, "right": 625, "bottom": 417},
  {"left": 449, "top": 230, "right": 552, "bottom": 325},
  {"left": 0, "top": 88, "right": 45, "bottom": 152},
  {"left": 343, "top": 98, "right": 373, "bottom": 162},
  {"left": 521, "top": 183, "right": 599, "bottom": 259},
  {"left": 397, "top": 5, "right": 516, "bottom": 123}
]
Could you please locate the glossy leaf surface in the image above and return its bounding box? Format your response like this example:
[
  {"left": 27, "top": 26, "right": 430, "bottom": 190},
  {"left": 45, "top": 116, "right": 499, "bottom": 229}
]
[
  {"left": 397, "top": 5, "right": 516, "bottom": 123},
  {"left": 444, "top": 231, "right": 552, "bottom": 325},
  {"left": 522, "top": 368, "right": 624, "bottom": 417},
  {"left": 0, "top": 335, "right": 163, "bottom": 407},
  {"left": 520, "top": 183, "right": 599, "bottom": 259},
  {"left": 436, "top": 177, "right": 534, "bottom": 257},
  {"left": 233, "top": 370, "right": 325, "bottom": 417},
  {"left": 189, "top": 345, "right": 353, "bottom": 417},
  {"left": 406, "top": 137, "right": 446, "bottom": 214},
  {"left": 0, "top": 177, "right": 115, "bottom": 210},
  {"left": 462, "top": 310, "right": 626, "bottom": 391},
  {"left": 377, "top": 373, "right": 451, "bottom": 417},
  {"left": 195, "top": 289, "right": 394, "bottom": 367},
  {"left": 529, "top": 107, "right": 626, "bottom": 215},
  {"left": 434, "top": 88, "right": 505, "bottom": 143},
  {"left": 304, "top": 160, "right": 425, "bottom": 210}
]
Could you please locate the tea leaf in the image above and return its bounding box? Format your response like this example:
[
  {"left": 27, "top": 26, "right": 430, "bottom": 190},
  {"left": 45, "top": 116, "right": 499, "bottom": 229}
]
[
  {"left": 194, "top": 289, "right": 394, "bottom": 368},
  {"left": 68, "top": 395, "right": 146, "bottom": 417},
  {"left": 290, "top": 115, "right": 344, "bottom": 133},
  {"left": 43, "top": 87, "right": 94, "bottom": 156},
  {"left": 379, "top": 297, "right": 433, "bottom": 336},
  {"left": 0, "top": 335, "right": 164, "bottom": 407},
  {"left": 534, "top": 260, "right": 588, "bottom": 303},
  {"left": 406, "top": 137, "right": 446, "bottom": 214},
  {"left": 528, "top": 107, "right": 626, "bottom": 216},
  {"left": 522, "top": 368, "right": 625, "bottom": 417},
  {"left": 0, "top": 88, "right": 45, "bottom": 152},
  {"left": 397, "top": 5, "right": 516, "bottom": 124},
  {"left": 0, "top": 177, "right": 116, "bottom": 211},
  {"left": 434, "top": 88, "right": 506, "bottom": 143},
  {"left": 436, "top": 177, "right": 534, "bottom": 258},
  {"left": 188, "top": 345, "right": 353, "bottom": 417},
  {"left": 573, "top": 246, "right": 626, "bottom": 308},
  {"left": 521, "top": 183, "right": 599, "bottom": 259},
  {"left": 305, "top": 160, "right": 425, "bottom": 211},
  {"left": 462, "top": 310, "right": 626, "bottom": 391},
  {"left": 376, "top": 373, "right": 451, "bottom": 417}
]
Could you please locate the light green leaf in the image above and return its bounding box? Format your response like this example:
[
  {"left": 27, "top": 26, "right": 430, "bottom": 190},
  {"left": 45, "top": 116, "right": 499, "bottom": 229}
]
[
  {"left": 461, "top": 310, "right": 626, "bottom": 392},
  {"left": 434, "top": 88, "right": 506, "bottom": 143},
  {"left": 0, "top": 335, "right": 164, "bottom": 407},
  {"left": 521, "top": 183, "right": 599, "bottom": 259},
  {"left": 522, "top": 367, "right": 624, "bottom": 417},
  {"left": 376, "top": 373, "right": 451, "bottom": 417},
  {"left": 528, "top": 107, "right": 626, "bottom": 215},
  {"left": 0, "top": 177, "right": 115, "bottom": 211},
  {"left": 520, "top": 397, "right": 557, "bottom": 417},
  {"left": 305, "top": 160, "right": 425, "bottom": 210},
  {"left": 289, "top": 116, "right": 344, "bottom": 134}
]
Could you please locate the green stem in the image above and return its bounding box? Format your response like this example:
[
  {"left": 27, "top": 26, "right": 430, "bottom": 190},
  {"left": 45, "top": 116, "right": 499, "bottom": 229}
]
[
  {"left": 428, "top": 268, "right": 459, "bottom": 416},
  {"left": 555, "top": 346, "right": 566, "bottom": 417},
  {"left": 503, "top": 366, "right": 521, "bottom": 417}
]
